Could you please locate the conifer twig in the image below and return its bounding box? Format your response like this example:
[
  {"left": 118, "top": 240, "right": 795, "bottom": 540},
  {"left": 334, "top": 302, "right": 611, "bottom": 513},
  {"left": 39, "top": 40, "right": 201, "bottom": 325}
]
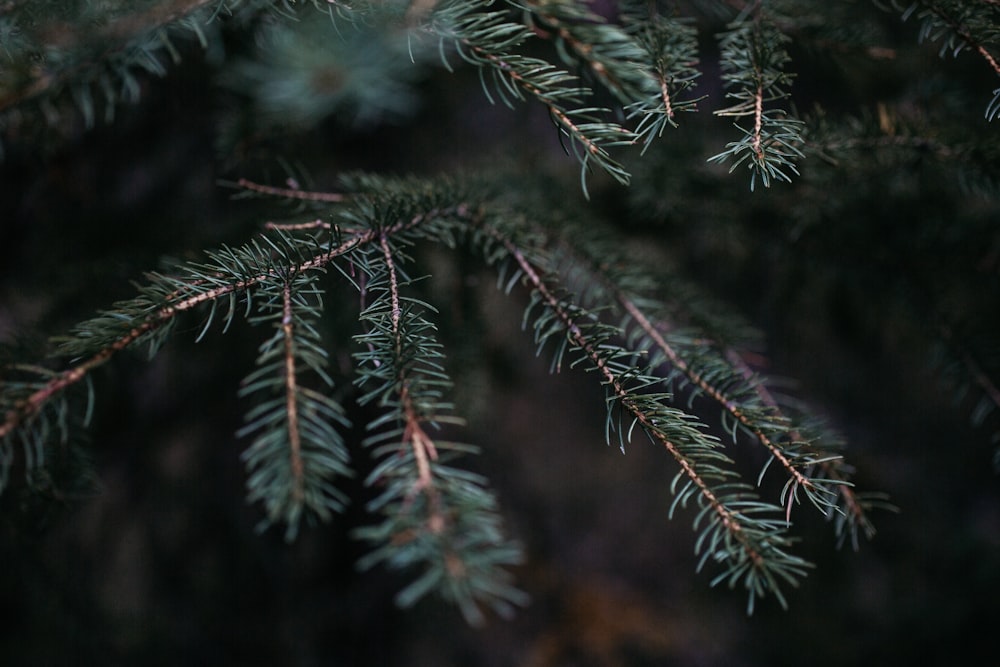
[
  {"left": 0, "top": 217, "right": 432, "bottom": 443},
  {"left": 493, "top": 231, "right": 768, "bottom": 572},
  {"left": 236, "top": 178, "right": 347, "bottom": 202},
  {"left": 280, "top": 279, "right": 306, "bottom": 504},
  {"left": 0, "top": 0, "right": 219, "bottom": 113},
  {"left": 380, "top": 232, "right": 440, "bottom": 497},
  {"left": 616, "top": 295, "right": 813, "bottom": 500},
  {"left": 920, "top": 1, "right": 1000, "bottom": 76}
]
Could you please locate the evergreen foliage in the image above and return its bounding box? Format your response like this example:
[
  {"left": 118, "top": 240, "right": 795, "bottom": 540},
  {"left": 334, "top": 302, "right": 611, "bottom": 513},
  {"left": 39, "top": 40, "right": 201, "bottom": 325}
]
[{"left": 1, "top": 0, "right": 999, "bottom": 644}]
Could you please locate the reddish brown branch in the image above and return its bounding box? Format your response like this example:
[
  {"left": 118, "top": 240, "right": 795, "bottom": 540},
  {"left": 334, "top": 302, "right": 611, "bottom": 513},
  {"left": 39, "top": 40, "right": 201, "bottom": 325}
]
[
  {"left": 0, "top": 0, "right": 219, "bottom": 113},
  {"left": 237, "top": 179, "right": 346, "bottom": 203},
  {"left": 618, "top": 296, "right": 812, "bottom": 499},
  {"left": 468, "top": 45, "right": 610, "bottom": 158},
  {"left": 265, "top": 220, "right": 332, "bottom": 231},
  {"left": 925, "top": 4, "right": 1000, "bottom": 77},
  {"left": 281, "top": 280, "right": 305, "bottom": 503},
  {"left": 379, "top": 232, "right": 441, "bottom": 522},
  {"left": 659, "top": 75, "right": 675, "bottom": 121},
  {"left": 0, "top": 206, "right": 444, "bottom": 441},
  {"left": 494, "top": 229, "right": 763, "bottom": 568},
  {"left": 753, "top": 80, "right": 765, "bottom": 161}
]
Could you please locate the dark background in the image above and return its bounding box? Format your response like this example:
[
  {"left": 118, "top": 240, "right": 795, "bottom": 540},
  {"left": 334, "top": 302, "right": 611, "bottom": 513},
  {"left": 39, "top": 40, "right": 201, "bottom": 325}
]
[{"left": 2, "top": 4, "right": 1000, "bottom": 666}]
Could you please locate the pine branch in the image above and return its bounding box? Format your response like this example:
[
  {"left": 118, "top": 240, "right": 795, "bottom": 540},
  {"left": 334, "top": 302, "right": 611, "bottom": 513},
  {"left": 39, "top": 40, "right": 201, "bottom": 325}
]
[
  {"left": 708, "top": 12, "right": 805, "bottom": 190},
  {"left": 0, "top": 170, "right": 893, "bottom": 617},
  {"left": 622, "top": 10, "right": 703, "bottom": 150},
  {"left": 879, "top": 1, "right": 1000, "bottom": 118},
  {"left": 423, "top": 0, "right": 635, "bottom": 194},
  {"left": 0, "top": 211, "right": 426, "bottom": 471},
  {"left": 525, "top": 202, "right": 882, "bottom": 550},
  {"left": 350, "top": 228, "right": 526, "bottom": 625},
  {"left": 472, "top": 216, "right": 811, "bottom": 613},
  {"left": 890, "top": 0, "right": 1000, "bottom": 72},
  {"left": 0, "top": 362, "right": 94, "bottom": 494},
  {"left": 0, "top": 0, "right": 224, "bottom": 119},
  {"left": 237, "top": 266, "right": 352, "bottom": 541},
  {"left": 516, "top": 0, "right": 656, "bottom": 103}
]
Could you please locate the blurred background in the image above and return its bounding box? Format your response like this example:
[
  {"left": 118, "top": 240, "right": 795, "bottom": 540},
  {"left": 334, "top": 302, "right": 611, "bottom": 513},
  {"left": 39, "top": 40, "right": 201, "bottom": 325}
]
[{"left": 2, "top": 2, "right": 1000, "bottom": 665}]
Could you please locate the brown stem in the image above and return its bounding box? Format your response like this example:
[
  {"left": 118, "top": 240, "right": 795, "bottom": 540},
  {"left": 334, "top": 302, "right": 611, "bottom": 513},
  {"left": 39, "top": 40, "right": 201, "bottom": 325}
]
[
  {"left": 238, "top": 179, "right": 346, "bottom": 203},
  {"left": 281, "top": 279, "right": 305, "bottom": 503},
  {"left": 1, "top": 204, "right": 454, "bottom": 441},
  {"left": 379, "top": 233, "right": 441, "bottom": 523},
  {"left": 0, "top": 0, "right": 219, "bottom": 113},
  {"left": 493, "top": 229, "right": 763, "bottom": 568}
]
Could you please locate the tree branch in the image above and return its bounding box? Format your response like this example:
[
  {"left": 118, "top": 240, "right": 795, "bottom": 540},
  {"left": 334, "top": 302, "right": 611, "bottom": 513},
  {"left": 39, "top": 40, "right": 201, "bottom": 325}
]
[{"left": 281, "top": 279, "right": 306, "bottom": 504}]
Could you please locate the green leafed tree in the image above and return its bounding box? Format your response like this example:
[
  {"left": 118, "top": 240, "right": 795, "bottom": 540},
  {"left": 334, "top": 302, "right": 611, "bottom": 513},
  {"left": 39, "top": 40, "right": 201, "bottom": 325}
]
[{"left": 1, "top": 0, "right": 999, "bottom": 664}]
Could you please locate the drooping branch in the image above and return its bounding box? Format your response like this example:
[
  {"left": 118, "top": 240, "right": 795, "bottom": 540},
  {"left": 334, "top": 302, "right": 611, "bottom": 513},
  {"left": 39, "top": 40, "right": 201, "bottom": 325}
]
[
  {"left": 350, "top": 207, "right": 526, "bottom": 624},
  {"left": 499, "top": 234, "right": 763, "bottom": 563},
  {"left": 0, "top": 0, "right": 221, "bottom": 114},
  {"left": 709, "top": 13, "right": 805, "bottom": 189},
  {"left": 919, "top": 1, "right": 1000, "bottom": 76},
  {"left": 0, "top": 213, "right": 430, "bottom": 446},
  {"left": 237, "top": 262, "right": 353, "bottom": 540},
  {"left": 0, "top": 169, "right": 892, "bottom": 615},
  {"left": 235, "top": 178, "right": 348, "bottom": 203},
  {"left": 618, "top": 296, "right": 810, "bottom": 491},
  {"left": 519, "top": 0, "right": 654, "bottom": 103},
  {"left": 473, "top": 217, "right": 814, "bottom": 610},
  {"left": 380, "top": 232, "right": 440, "bottom": 496},
  {"left": 280, "top": 279, "right": 306, "bottom": 505},
  {"left": 524, "top": 210, "right": 871, "bottom": 542},
  {"left": 423, "top": 0, "right": 634, "bottom": 192}
]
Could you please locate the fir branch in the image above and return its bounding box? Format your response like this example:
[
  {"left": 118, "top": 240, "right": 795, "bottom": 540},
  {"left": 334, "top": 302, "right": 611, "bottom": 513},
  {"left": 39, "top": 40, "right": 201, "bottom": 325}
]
[
  {"left": 720, "top": 348, "right": 878, "bottom": 543},
  {"left": 0, "top": 217, "right": 424, "bottom": 456},
  {"left": 618, "top": 1, "right": 703, "bottom": 148},
  {"left": 232, "top": 177, "right": 347, "bottom": 202},
  {"left": 423, "top": 0, "right": 634, "bottom": 193},
  {"left": 881, "top": 1, "right": 1000, "bottom": 117},
  {"left": 621, "top": 298, "right": 872, "bottom": 542},
  {"left": 0, "top": 169, "right": 896, "bottom": 616},
  {"left": 476, "top": 219, "right": 810, "bottom": 612},
  {"left": 708, "top": 13, "right": 805, "bottom": 190},
  {"left": 516, "top": 0, "right": 656, "bottom": 103},
  {"left": 351, "top": 228, "right": 525, "bottom": 624},
  {"left": 0, "top": 362, "right": 94, "bottom": 494},
  {"left": 0, "top": 178, "right": 492, "bottom": 539},
  {"left": 0, "top": 0, "right": 222, "bottom": 117},
  {"left": 530, "top": 208, "right": 879, "bottom": 549},
  {"left": 619, "top": 298, "right": 825, "bottom": 505},
  {"left": 891, "top": 0, "right": 1000, "bottom": 74},
  {"left": 622, "top": 291, "right": 878, "bottom": 547},
  {"left": 237, "top": 266, "right": 352, "bottom": 541}
]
